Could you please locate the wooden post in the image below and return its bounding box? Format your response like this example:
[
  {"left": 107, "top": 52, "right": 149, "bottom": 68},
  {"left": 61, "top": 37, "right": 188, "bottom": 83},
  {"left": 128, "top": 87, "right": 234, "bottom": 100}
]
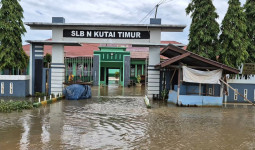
[
  {"left": 163, "top": 69, "right": 166, "bottom": 90},
  {"left": 220, "top": 80, "right": 223, "bottom": 97},
  {"left": 170, "top": 69, "right": 176, "bottom": 90},
  {"left": 213, "top": 84, "right": 215, "bottom": 96},
  {"left": 205, "top": 84, "right": 208, "bottom": 96},
  {"left": 177, "top": 66, "right": 181, "bottom": 105},
  {"left": 199, "top": 83, "right": 201, "bottom": 95}
]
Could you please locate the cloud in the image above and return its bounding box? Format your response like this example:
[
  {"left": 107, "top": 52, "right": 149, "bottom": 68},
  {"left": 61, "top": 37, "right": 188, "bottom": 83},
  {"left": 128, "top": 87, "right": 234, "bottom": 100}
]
[{"left": 20, "top": 0, "right": 246, "bottom": 45}]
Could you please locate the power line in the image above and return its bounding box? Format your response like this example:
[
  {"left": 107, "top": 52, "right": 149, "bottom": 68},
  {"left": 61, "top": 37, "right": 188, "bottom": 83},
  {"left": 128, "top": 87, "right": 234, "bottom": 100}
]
[
  {"left": 138, "top": 0, "right": 164, "bottom": 24},
  {"left": 138, "top": 0, "right": 173, "bottom": 24},
  {"left": 138, "top": 6, "right": 156, "bottom": 24}
]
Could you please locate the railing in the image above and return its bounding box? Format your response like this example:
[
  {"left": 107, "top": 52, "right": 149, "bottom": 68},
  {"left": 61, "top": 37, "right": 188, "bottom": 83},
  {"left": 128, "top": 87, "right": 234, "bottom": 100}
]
[
  {"left": 227, "top": 74, "right": 255, "bottom": 80},
  {"left": 0, "top": 68, "right": 29, "bottom": 75},
  {"left": 64, "top": 57, "right": 93, "bottom": 84},
  {"left": 94, "top": 51, "right": 130, "bottom": 62},
  {"left": 226, "top": 74, "right": 255, "bottom": 84}
]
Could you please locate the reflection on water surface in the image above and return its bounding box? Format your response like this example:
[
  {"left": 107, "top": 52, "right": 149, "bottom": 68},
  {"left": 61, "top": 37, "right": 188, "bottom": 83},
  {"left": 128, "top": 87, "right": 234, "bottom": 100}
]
[{"left": 0, "top": 86, "right": 255, "bottom": 149}]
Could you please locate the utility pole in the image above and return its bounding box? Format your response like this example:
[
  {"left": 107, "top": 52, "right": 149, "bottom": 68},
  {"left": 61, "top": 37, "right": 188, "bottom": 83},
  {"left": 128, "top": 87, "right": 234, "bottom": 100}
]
[{"left": 155, "top": 4, "right": 159, "bottom": 19}]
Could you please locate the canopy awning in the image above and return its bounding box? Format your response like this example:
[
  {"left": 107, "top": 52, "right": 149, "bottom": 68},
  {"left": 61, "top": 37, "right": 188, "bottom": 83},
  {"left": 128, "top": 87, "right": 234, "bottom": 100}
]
[{"left": 156, "top": 44, "right": 239, "bottom": 74}]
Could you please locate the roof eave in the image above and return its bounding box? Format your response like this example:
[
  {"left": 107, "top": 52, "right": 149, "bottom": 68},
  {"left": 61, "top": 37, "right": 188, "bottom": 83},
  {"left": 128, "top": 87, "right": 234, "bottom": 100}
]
[
  {"left": 25, "top": 40, "right": 82, "bottom": 46},
  {"left": 161, "top": 44, "right": 240, "bottom": 74},
  {"left": 24, "top": 22, "right": 186, "bottom": 31}
]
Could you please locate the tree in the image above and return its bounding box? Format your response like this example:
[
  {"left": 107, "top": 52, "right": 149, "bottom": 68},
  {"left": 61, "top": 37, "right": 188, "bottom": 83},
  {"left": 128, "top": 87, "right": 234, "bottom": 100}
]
[
  {"left": 219, "top": 0, "right": 249, "bottom": 68},
  {"left": 186, "top": 0, "right": 220, "bottom": 59},
  {"left": 44, "top": 53, "right": 51, "bottom": 68},
  {"left": 0, "top": 0, "right": 28, "bottom": 73},
  {"left": 244, "top": 0, "right": 255, "bottom": 63}
]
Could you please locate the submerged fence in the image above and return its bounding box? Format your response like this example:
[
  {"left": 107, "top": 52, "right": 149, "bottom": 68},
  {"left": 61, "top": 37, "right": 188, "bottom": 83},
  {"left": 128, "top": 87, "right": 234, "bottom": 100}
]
[{"left": 65, "top": 57, "right": 93, "bottom": 83}]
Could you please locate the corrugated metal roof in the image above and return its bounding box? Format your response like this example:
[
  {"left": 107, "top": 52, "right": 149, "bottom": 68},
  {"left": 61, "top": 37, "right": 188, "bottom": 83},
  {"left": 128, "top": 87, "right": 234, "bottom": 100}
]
[{"left": 159, "top": 44, "right": 240, "bottom": 74}]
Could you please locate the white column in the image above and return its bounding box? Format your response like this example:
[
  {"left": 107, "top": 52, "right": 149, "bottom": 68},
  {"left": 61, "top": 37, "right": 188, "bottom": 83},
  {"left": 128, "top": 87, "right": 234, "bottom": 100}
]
[
  {"left": 147, "top": 29, "right": 161, "bottom": 99},
  {"left": 51, "top": 27, "right": 65, "bottom": 95},
  {"left": 51, "top": 44, "right": 65, "bottom": 95}
]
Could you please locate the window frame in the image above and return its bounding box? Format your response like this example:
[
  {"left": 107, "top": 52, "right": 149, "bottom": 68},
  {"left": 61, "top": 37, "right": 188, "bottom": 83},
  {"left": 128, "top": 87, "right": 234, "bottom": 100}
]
[
  {"left": 10, "top": 82, "right": 13, "bottom": 95},
  {"left": 1, "top": 82, "right": 4, "bottom": 94},
  {"left": 244, "top": 89, "right": 248, "bottom": 100},
  {"left": 234, "top": 89, "right": 238, "bottom": 100},
  {"left": 209, "top": 88, "right": 212, "bottom": 95}
]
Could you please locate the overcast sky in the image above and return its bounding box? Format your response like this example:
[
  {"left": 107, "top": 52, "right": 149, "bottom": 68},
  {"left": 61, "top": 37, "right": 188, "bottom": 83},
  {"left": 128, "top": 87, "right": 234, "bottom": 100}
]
[{"left": 20, "top": 0, "right": 246, "bottom": 45}]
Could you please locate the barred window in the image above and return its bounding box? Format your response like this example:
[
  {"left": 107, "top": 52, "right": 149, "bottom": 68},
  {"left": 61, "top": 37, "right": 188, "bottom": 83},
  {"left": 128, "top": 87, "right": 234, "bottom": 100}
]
[
  {"left": 1, "top": 82, "right": 4, "bottom": 94},
  {"left": 10, "top": 82, "right": 13, "bottom": 94},
  {"left": 234, "top": 89, "right": 238, "bottom": 100}
]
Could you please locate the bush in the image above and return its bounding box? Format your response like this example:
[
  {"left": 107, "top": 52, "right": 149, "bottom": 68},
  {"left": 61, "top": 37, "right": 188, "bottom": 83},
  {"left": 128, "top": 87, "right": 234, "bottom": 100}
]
[
  {"left": 161, "top": 89, "right": 169, "bottom": 101},
  {"left": 35, "top": 92, "right": 45, "bottom": 97},
  {"left": 115, "top": 72, "right": 119, "bottom": 79},
  {"left": 0, "top": 100, "right": 33, "bottom": 113},
  {"left": 137, "top": 75, "right": 141, "bottom": 84}
]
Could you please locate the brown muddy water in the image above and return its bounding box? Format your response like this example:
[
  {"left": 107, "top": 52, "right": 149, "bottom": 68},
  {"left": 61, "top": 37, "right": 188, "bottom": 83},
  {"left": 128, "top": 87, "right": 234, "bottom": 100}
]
[{"left": 1, "top": 85, "right": 255, "bottom": 149}]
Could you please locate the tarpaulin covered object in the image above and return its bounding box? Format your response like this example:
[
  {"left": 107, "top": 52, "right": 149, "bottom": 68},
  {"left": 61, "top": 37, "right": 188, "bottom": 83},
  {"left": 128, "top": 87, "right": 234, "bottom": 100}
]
[
  {"left": 63, "top": 84, "right": 91, "bottom": 100},
  {"left": 182, "top": 66, "right": 222, "bottom": 84}
]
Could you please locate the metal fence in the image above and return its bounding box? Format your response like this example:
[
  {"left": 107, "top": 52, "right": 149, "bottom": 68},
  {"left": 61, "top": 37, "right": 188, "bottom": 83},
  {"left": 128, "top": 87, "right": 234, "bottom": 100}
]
[{"left": 64, "top": 57, "right": 93, "bottom": 84}]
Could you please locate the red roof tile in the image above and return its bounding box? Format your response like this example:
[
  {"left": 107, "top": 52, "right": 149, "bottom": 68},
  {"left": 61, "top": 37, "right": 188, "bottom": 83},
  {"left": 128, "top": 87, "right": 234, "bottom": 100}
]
[{"left": 23, "top": 40, "right": 185, "bottom": 59}]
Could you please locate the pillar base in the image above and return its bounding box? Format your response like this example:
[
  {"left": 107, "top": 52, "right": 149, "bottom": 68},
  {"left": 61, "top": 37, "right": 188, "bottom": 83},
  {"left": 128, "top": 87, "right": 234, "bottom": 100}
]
[{"left": 50, "top": 67, "right": 65, "bottom": 95}]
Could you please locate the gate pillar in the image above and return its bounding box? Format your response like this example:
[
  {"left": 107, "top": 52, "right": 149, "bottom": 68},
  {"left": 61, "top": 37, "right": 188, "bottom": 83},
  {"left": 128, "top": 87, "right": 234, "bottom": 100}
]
[
  {"left": 124, "top": 55, "right": 130, "bottom": 86},
  {"left": 50, "top": 44, "right": 65, "bottom": 95},
  {"left": 29, "top": 43, "right": 44, "bottom": 96}
]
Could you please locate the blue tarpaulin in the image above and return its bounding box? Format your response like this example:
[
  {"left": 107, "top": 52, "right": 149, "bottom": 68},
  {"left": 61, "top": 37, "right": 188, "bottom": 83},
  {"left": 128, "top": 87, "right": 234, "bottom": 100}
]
[{"left": 63, "top": 84, "right": 91, "bottom": 100}]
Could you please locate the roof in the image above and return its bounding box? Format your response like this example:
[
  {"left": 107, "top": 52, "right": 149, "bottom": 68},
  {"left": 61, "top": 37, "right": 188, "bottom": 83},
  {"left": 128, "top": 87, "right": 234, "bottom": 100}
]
[
  {"left": 25, "top": 22, "right": 186, "bottom": 32},
  {"left": 157, "top": 44, "right": 240, "bottom": 74},
  {"left": 132, "top": 43, "right": 168, "bottom": 47},
  {"left": 23, "top": 40, "right": 184, "bottom": 59},
  {"left": 25, "top": 40, "right": 82, "bottom": 46},
  {"left": 23, "top": 42, "right": 100, "bottom": 57}
]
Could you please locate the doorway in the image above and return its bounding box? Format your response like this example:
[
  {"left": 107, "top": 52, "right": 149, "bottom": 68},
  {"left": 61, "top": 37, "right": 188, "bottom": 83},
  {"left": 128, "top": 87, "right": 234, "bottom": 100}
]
[{"left": 108, "top": 68, "right": 120, "bottom": 86}]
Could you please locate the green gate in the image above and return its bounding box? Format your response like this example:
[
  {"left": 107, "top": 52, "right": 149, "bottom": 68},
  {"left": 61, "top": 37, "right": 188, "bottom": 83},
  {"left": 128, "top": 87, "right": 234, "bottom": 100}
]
[{"left": 94, "top": 47, "right": 130, "bottom": 86}]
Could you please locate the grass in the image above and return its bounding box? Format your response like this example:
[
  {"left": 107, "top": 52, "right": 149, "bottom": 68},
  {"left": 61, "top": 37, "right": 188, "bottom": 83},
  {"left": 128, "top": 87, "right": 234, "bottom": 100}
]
[{"left": 0, "top": 100, "right": 33, "bottom": 113}]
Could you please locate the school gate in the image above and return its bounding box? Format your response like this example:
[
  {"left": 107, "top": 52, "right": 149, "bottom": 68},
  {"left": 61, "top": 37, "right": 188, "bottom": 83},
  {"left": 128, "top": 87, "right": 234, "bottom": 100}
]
[{"left": 26, "top": 17, "right": 185, "bottom": 98}]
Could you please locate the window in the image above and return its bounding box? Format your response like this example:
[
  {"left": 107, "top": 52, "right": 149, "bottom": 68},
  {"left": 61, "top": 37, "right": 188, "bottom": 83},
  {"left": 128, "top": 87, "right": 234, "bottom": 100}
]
[
  {"left": 130, "top": 65, "right": 135, "bottom": 77},
  {"left": 209, "top": 88, "right": 212, "bottom": 95},
  {"left": 234, "top": 89, "right": 238, "bottom": 100},
  {"left": 1, "top": 82, "right": 4, "bottom": 94},
  {"left": 244, "top": 89, "right": 248, "bottom": 100},
  {"left": 137, "top": 65, "right": 142, "bottom": 76},
  {"left": 10, "top": 82, "right": 13, "bottom": 94}
]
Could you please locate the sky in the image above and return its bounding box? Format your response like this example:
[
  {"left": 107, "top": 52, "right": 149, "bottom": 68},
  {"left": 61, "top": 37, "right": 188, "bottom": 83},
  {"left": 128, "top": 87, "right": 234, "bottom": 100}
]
[{"left": 20, "top": 0, "right": 246, "bottom": 45}]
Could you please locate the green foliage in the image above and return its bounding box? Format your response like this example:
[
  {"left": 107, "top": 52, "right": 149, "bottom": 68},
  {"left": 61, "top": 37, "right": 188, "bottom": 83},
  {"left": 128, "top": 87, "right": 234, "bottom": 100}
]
[
  {"left": 35, "top": 92, "right": 45, "bottom": 97},
  {"left": 244, "top": 0, "right": 255, "bottom": 63},
  {"left": 161, "top": 89, "right": 168, "bottom": 101},
  {"left": 114, "top": 72, "right": 119, "bottom": 78},
  {"left": 137, "top": 75, "right": 141, "bottom": 84},
  {"left": 219, "top": 0, "right": 249, "bottom": 68},
  {"left": 45, "top": 53, "right": 52, "bottom": 64},
  {"left": 0, "top": 0, "right": 28, "bottom": 70},
  {"left": 0, "top": 100, "right": 33, "bottom": 113},
  {"left": 186, "top": 0, "right": 220, "bottom": 60}
]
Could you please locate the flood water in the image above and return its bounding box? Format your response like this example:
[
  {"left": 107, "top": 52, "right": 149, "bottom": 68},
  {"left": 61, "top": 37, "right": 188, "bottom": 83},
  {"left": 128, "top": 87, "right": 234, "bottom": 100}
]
[{"left": 1, "top": 85, "right": 255, "bottom": 149}]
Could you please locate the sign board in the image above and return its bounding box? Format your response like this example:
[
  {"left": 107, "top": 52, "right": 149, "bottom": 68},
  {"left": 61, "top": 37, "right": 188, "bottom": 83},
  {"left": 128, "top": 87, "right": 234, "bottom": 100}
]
[
  {"left": 63, "top": 29, "right": 150, "bottom": 39},
  {"left": 242, "top": 63, "right": 255, "bottom": 74}
]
